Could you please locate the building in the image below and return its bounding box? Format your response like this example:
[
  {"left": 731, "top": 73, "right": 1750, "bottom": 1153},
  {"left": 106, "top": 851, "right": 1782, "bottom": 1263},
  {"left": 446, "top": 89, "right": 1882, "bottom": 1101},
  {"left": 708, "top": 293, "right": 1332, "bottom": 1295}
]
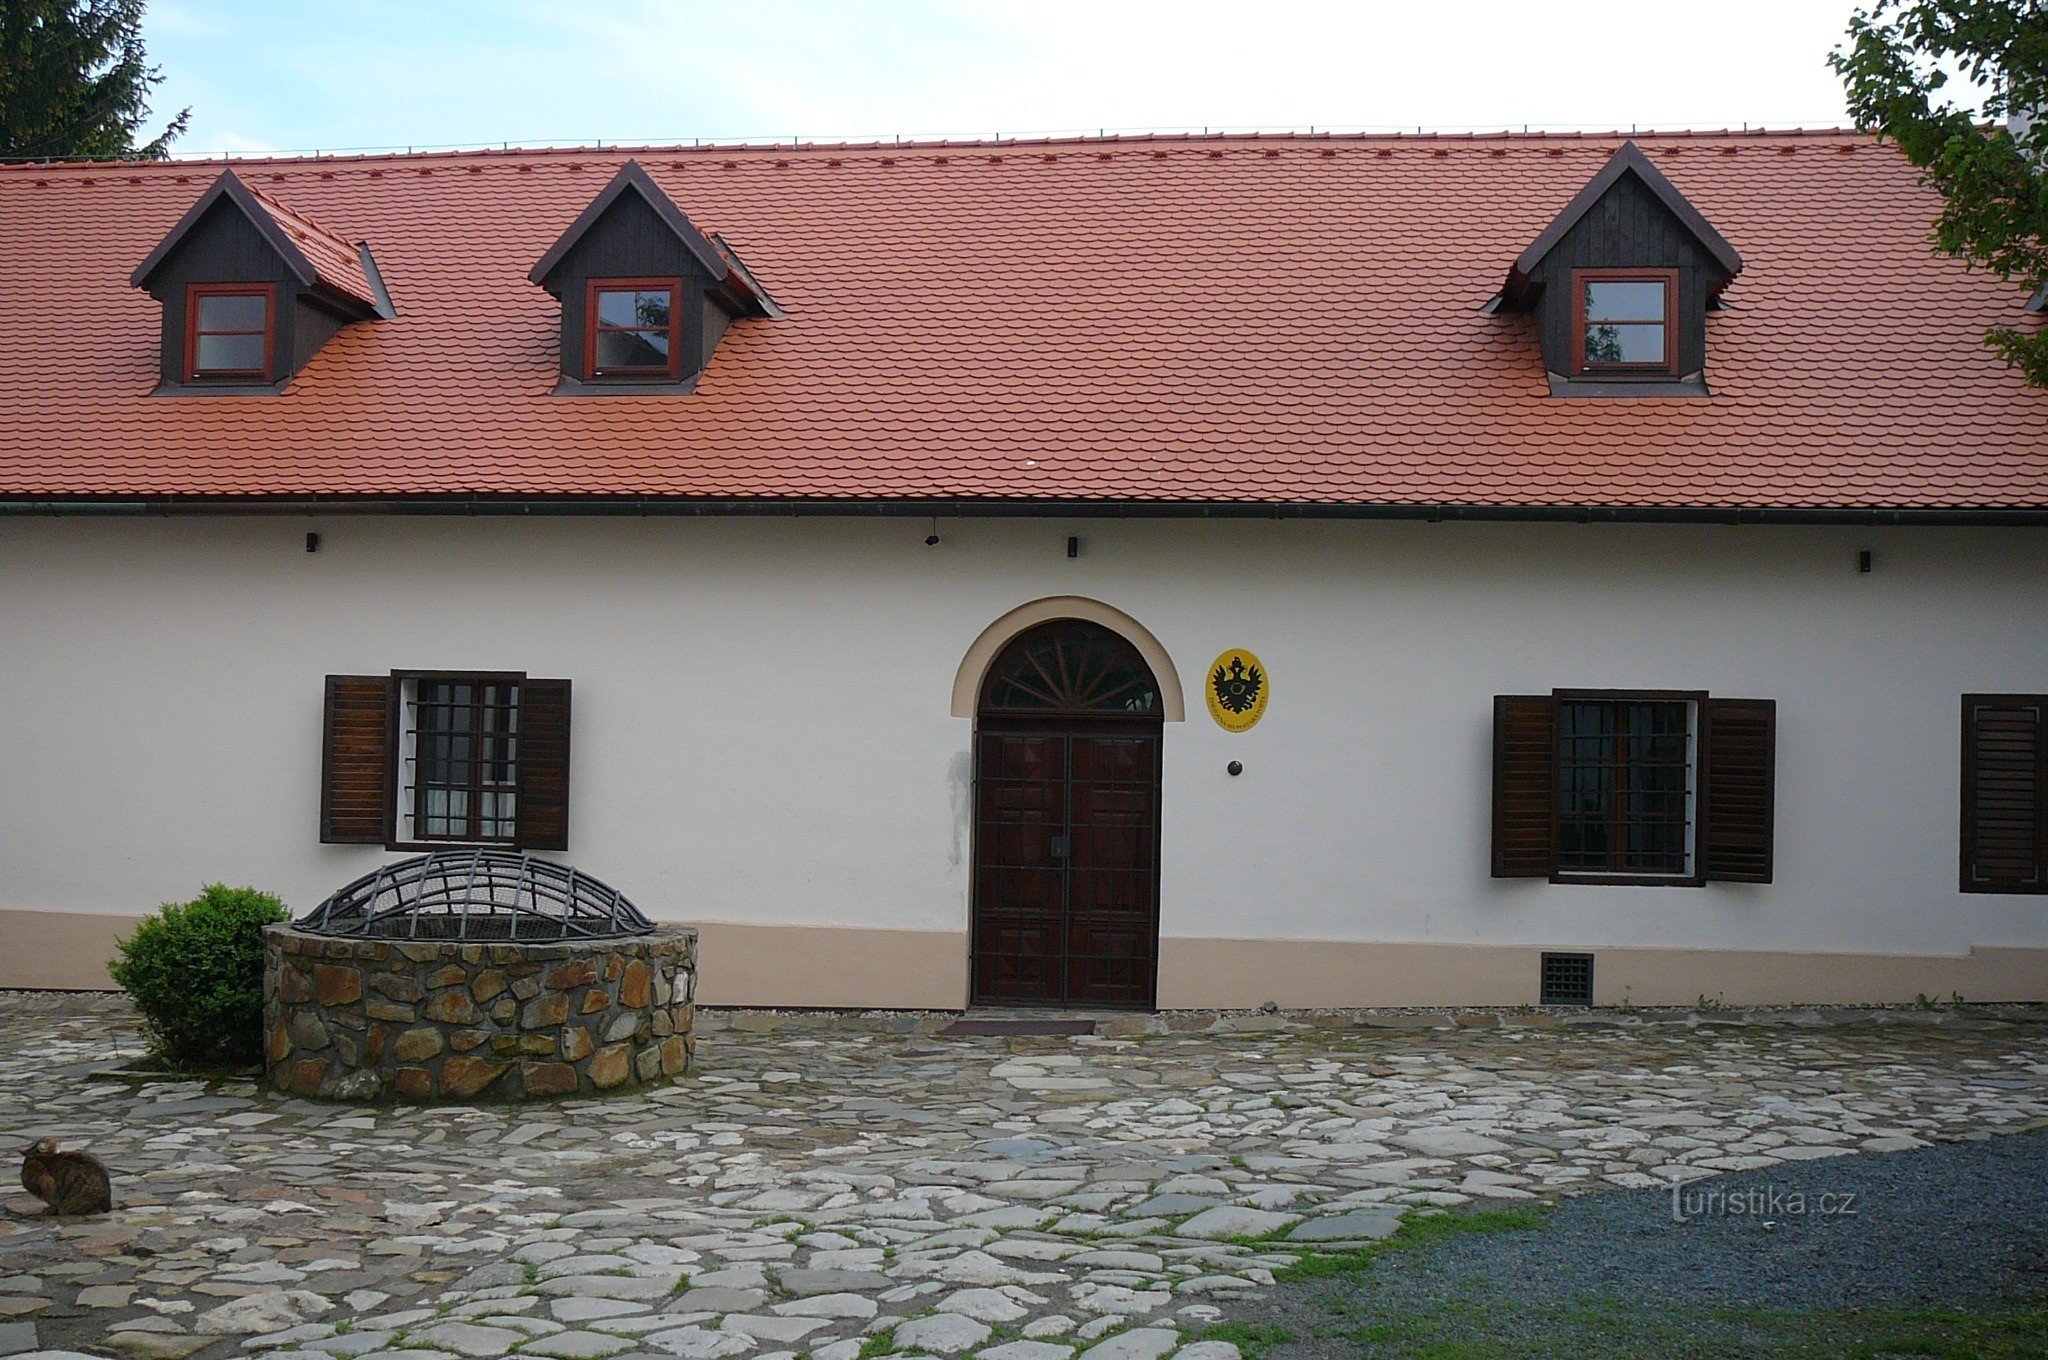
[{"left": 1, "top": 129, "right": 2045, "bottom": 1009}]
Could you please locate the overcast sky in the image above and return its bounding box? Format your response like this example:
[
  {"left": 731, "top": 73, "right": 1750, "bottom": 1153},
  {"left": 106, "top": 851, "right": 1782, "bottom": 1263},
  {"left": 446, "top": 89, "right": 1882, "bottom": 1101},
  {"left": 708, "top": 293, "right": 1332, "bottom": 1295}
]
[{"left": 146, "top": 0, "right": 1870, "bottom": 158}]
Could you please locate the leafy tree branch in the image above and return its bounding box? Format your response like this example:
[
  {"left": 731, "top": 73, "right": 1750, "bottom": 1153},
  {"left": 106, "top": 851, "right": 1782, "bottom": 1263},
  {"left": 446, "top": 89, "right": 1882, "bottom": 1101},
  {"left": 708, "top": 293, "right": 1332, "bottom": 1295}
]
[{"left": 1831, "top": 0, "right": 2048, "bottom": 385}]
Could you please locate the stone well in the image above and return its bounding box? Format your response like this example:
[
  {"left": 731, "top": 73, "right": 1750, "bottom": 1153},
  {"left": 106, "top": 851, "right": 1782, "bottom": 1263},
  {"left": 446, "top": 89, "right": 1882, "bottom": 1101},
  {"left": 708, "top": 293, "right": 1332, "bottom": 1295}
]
[
  {"left": 262, "top": 851, "right": 695, "bottom": 1102},
  {"left": 263, "top": 924, "right": 697, "bottom": 1102}
]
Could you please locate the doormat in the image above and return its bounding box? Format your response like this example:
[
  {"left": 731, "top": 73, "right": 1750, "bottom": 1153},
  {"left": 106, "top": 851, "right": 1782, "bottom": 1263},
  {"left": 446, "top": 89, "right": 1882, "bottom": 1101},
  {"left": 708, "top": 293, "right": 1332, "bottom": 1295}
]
[{"left": 941, "top": 1018, "right": 1098, "bottom": 1037}]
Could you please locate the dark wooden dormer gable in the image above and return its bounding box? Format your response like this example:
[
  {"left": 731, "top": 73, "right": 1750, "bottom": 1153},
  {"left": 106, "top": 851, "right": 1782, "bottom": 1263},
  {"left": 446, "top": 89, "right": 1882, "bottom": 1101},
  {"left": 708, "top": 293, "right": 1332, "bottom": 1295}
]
[
  {"left": 1493, "top": 142, "right": 1742, "bottom": 396},
  {"left": 528, "top": 160, "right": 780, "bottom": 395},
  {"left": 130, "top": 169, "right": 393, "bottom": 394}
]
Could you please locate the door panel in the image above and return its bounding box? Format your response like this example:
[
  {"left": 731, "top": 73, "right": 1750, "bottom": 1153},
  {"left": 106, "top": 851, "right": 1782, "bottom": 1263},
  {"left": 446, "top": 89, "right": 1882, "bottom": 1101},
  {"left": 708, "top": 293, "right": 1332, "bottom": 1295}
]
[
  {"left": 1065, "top": 732, "right": 1159, "bottom": 1008},
  {"left": 972, "top": 724, "right": 1160, "bottom": 1008},
  {"left": 973, "top": 729, "right": 1068, "bottom": 1004}
]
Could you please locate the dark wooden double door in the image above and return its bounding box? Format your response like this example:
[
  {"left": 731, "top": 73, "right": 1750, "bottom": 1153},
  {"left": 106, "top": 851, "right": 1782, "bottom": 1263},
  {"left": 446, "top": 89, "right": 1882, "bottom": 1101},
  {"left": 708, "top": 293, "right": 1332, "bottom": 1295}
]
[{"left": 971, "top": 620, "right": 1163, "bottom": 1009}]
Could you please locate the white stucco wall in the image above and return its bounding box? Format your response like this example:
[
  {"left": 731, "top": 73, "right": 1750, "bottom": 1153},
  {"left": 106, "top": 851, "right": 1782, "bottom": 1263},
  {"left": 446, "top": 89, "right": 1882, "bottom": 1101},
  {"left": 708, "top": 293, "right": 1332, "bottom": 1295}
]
[{"left": 2, "top": 514, "right": 2045, "bottom": 1002}]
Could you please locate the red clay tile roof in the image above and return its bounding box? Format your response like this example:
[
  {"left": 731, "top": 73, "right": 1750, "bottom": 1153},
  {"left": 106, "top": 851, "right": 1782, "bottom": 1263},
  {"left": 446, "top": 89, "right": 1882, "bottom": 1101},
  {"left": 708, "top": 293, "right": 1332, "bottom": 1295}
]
[
  {"left": 0, "top": 130, "right": 2042, "bottom": 513},
  {"left": 239, "top": 177, "right": 381, "bottom": 309}
]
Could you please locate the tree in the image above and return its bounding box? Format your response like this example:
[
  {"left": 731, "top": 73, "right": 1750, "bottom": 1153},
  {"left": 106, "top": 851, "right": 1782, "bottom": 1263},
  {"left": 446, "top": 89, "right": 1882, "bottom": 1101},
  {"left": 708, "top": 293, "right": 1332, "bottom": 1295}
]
[
  {"left": 0, "top": 0, "right": 188, "bottom": 161},
  {"left": 1831, "top": 0, "right": 2048, "bottom": 386}
]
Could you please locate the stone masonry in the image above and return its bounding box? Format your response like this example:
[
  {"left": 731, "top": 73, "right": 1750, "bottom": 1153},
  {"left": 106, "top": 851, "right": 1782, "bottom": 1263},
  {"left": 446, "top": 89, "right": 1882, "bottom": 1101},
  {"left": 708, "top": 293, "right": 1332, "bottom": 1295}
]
[
  {"left": 261, "top": 922, "right": 696, "bottom": 1101},
  {"left": 2, "top": 993, "right": 2044, "bottom": 1360}
]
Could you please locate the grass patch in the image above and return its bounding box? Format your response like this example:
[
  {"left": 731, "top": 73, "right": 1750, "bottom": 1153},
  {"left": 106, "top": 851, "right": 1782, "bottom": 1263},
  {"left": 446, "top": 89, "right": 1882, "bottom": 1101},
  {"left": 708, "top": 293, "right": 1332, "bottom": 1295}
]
[
  {"left": 1200, "top": 1320, "right": 1295, "bottom": 1359},
  {"left": 1805, "top": 1304, "right": 2048, "bottom": 1359},
  {"left": 855, "top": 1334, "right": 903, "bottom": 1360},
  {"left": 1276, "top": 1206, "right": 1549, "bottom": 1281},
  {"left": 1053, "top": 1226, "right": 1117, "bottom": 1242}
]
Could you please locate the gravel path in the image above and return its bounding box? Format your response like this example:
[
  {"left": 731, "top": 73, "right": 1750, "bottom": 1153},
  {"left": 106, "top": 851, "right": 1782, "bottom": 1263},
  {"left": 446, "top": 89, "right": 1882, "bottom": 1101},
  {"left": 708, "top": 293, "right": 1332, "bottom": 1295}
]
[{"left": 1244, "top": 1130, "right": 2048, "bottom": 1359}]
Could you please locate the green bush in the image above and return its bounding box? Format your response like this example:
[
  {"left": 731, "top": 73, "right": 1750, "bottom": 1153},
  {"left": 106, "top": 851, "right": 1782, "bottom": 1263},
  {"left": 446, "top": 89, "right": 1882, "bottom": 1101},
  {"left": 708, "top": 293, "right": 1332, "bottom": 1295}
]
[{"left": 109, "top": 884, "right": 290, "bottom": 1067}]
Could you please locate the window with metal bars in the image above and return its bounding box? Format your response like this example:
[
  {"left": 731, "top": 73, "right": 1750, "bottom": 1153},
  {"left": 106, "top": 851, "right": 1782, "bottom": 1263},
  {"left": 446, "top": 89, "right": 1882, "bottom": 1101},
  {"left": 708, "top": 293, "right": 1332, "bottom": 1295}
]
[
  {"left": 1494, "top": 691, "right": 1771, "bottom": 885},
  {"left": 402, "top": 676, "right": 520, "bottom": 844},
  {"left": 1556, "top": 697, "right": 1695, "bottom": 877}
]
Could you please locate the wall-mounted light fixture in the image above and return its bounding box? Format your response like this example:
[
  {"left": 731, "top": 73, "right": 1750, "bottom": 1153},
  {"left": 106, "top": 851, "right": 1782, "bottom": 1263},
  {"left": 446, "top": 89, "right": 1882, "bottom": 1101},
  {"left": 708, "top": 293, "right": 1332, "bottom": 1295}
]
[
  {"left": 1858, "top": 549, "right": 1873, "bottom": 574},
  {"left": 1066, "top": 535, "right": 1081, "bottom": 559},
  {"left": 306, "top": 532, "right": 321, "bottom": 554}
]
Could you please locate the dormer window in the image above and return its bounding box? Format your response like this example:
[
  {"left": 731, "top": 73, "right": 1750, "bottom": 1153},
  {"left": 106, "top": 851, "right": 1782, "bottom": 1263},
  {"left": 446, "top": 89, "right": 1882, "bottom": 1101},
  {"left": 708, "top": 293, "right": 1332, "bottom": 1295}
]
[
  {"left": 132, "top": 169, "right": 391, "bottom": 394},
  {"left": 586, "top": 279, "right": 682, "bottom": 381},
  {"left": 530, "top": 160, "right": 779, "bottom": 396},
  {"left": 185, "top": 284, "right": 275, "bottom": 381},
  {"left": 1490, "top": 143, "right": 1740, "bottom": 397},
  {"left": 1574, "top": 269, "right": 1676, "bottom": 376}
]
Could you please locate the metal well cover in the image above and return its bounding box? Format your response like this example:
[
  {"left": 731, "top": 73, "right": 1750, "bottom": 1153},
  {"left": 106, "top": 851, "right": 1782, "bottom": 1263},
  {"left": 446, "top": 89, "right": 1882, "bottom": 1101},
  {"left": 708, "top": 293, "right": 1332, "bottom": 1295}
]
[{"left": 298, "top": 850, "right": 654, "bottom": 941}]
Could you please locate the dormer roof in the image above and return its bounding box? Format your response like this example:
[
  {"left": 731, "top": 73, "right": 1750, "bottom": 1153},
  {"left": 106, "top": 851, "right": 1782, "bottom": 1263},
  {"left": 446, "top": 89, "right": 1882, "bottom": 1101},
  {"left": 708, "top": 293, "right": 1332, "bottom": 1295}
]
[
  {"left": 1505, "top": 141, "right": 1742, "bottom": 295},
  {"left": 528, "top": 159, "right": 779, "bottom": 317},
  {"left": 130, "top": 168, "right": 392, "bottom": 317}
]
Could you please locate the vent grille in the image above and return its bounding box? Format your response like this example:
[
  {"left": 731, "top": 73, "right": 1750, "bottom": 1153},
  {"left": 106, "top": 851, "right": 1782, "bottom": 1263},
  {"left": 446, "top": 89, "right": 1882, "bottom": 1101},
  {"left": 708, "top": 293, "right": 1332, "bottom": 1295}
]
[{"left": 1540, "top": 951, "right": 1595, "bottom": 1006}]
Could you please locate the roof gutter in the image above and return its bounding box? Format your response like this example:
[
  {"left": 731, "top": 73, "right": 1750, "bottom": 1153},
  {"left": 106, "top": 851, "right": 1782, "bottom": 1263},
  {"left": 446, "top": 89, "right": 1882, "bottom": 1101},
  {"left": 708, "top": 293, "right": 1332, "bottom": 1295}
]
[{"left": 3, "top": 497, "right": 2047, "bottom": 527}]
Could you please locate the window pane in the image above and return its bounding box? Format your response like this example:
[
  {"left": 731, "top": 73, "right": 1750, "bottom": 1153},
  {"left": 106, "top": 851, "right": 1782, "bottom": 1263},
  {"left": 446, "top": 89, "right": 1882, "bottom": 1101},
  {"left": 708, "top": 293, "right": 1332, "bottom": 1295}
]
[
  {"left": 1585, "top": 323, "right": 1665, "bottom": 365},
  {"left": 1584, "top": 280, "right": 1666, "bottom": 322},
  {"left": 194, "top": 332, "right": 264, "bottom": 372},
  {"left": 597, "top": 288, "right": 671, "bottom": 329},
  {"left": 196, "top": 292, "right": 268, "bottom": 332},
  {"left": 596, "top": 329, "right": 671, "bottom": 369},
  {"left": 408, "top": 676, "right": 523, "bottom": 842},
  {"left": 633, "top": 292, "right": 671, "bottom": 328},
  {"left": 1556, "top": 699, "right": 1692, "bottom": 874}
]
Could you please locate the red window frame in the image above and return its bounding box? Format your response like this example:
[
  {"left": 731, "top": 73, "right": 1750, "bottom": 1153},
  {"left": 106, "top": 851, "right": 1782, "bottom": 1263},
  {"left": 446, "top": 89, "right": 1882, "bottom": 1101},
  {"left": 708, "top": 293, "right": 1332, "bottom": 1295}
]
[
  {"left": 184, "top": 283, "right": 276, "bottom": 382},
  {"left": 584, "top": 277, "right": 684, "bottom": 381},
  {"left": 1571, "top": 268, "right": 1678, "bottom": 376}
]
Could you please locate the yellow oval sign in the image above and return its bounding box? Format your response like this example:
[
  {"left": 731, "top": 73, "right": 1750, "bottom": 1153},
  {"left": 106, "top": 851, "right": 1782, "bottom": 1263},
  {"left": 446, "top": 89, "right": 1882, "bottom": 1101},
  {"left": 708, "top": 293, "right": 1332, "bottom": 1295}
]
[{"left": 1206, "top": 648, "right": 1269, "bottom": 732}]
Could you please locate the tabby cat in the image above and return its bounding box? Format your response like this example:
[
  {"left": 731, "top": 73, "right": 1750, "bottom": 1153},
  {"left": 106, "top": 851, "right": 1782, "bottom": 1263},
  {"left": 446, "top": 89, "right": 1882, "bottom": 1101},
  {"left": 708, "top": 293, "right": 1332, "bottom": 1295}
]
[{"left": 20, "top": 1138, "right": 112, "bottom": 1215}]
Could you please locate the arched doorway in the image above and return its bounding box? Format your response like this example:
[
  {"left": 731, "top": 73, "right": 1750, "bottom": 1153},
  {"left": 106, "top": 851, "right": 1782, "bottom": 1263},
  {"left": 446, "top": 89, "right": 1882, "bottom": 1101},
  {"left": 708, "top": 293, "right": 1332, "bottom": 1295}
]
[{"left": 972, "top": 618, "right": 1164, "bottom": 1009}]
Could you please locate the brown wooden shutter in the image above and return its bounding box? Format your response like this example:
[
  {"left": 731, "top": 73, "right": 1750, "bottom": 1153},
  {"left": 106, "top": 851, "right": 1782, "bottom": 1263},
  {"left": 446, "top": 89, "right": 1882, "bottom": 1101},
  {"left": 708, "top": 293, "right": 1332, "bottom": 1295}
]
[
  {"left": 1700, "top": 697, "right": 1775, "bottom": 883},
  {"left": 1961, "top": 695, "right": 2046, "bottom": 894},
  {"left": 1492, "top": 695, "right": 1557, "bottom": 877},
  {"left": 517, "top": 678, "right": 572, "bottom": 851},
  {"left": 320, "top": 675, "right": 394, "bottom": 844}
]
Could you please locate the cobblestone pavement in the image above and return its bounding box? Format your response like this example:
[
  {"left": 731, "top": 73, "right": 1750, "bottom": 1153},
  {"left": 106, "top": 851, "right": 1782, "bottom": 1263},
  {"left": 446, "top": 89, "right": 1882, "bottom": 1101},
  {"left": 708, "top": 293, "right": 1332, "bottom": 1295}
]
[{"left": 3, "top": 993, "right": 2046, "bottom": 1360}]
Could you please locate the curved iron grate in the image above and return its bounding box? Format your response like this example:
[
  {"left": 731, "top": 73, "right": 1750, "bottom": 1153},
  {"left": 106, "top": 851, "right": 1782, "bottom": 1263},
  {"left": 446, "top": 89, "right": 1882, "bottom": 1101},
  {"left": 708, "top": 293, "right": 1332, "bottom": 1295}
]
[{"left": 298, "top": 850, "right": 655, "bottom": 941}]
